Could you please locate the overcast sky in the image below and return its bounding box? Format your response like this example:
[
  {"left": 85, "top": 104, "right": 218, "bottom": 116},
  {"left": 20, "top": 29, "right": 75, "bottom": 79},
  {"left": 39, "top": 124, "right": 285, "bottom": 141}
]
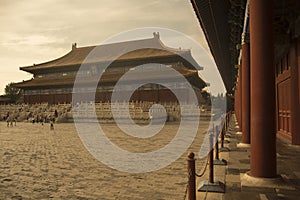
[{"left": 0, "top": 0, "right": 225, "bottom": 95}]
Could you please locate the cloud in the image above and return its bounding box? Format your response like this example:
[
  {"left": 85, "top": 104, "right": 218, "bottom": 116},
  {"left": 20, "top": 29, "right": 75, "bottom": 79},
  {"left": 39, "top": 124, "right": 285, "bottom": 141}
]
[
  {"left": 0, "top": 0, "right": 220, "bottom": 95},
  {"left": 0, "top": 34, "right": 66, "bottom": 46}
]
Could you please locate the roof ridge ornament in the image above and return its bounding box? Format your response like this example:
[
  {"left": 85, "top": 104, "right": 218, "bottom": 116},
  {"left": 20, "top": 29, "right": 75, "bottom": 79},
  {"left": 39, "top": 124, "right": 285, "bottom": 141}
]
[
  {"left": 153, "top": 32, "right": 160, "bottom": 39},
  {"left": 72, "top": 43, "right": 77, "bottom": 50}
]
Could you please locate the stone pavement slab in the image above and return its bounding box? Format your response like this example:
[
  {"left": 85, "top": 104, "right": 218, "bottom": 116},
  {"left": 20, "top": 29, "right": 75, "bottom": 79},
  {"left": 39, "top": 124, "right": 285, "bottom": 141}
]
[
  {"left": 0, "top": 121, "right": 210, "bottom": 200},
  {"left": 1, "top": 115, "right": 300, "bottom": 200}
]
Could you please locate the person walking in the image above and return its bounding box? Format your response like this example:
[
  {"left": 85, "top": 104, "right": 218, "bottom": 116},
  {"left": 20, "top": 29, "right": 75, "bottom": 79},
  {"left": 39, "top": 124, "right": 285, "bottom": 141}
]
[
  {"left": 50, "top": 118, "right": 55, "bottom": 131},
  {"left": 6, "top": 116, "right": 10, "bottom": 127},
  {"left": 13, "top": 117, "right": 17, "bottom": 126}
]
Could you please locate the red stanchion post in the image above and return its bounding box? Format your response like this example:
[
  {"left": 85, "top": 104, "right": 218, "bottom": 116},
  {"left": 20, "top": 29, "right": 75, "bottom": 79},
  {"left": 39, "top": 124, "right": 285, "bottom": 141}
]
[
  {"left": 209, "top": 130, "right": 214, "bottom": 184},
  {"left": 215, "top": 125, "right": 219, "bottom": 160},
  {"left": 227, "top": 112, "right": 230, "bottom": 129},
  {"left": 214, "top": 125, "right": 227, "bottom": 165},
  {"left": 221, "top": 125, "right": 225, "bottom": 148},
  {"left": 227, "top": 113, "right": 229, "bottom": 130},
  {"left": 198, "top": 126, "right": 225, "bottom": 193},
  {"left": 224, "top": 114, "right": 227, "bottom": 131},
  {"left": 187, "top": 152, "right": 196, "bottom": 200},
  {"left": 220, "top": 116, "right": 230, "bottom": 152}
]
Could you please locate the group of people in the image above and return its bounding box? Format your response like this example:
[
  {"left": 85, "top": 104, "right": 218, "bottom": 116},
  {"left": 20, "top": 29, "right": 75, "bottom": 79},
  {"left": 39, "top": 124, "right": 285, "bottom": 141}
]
[
  {"left": 28, "top": 114, "right": 56, "bottom": 130},
  {"left": 5, "top": 112, "right": 17, "bottom": 127},
  {"left": 4, "top": 110, "right": 57, "bottom": 130}
]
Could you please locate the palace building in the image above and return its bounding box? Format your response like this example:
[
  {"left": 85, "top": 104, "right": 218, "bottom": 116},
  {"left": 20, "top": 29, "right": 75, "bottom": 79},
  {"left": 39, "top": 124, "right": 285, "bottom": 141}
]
[{"left": 13, "top": 33, "right": 207, "bottom": 105}]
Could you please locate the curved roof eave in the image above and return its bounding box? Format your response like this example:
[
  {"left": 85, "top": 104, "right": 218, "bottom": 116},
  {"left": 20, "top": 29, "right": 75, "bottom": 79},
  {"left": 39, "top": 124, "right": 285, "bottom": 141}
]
[
  {"left": 20, "top": 35, "right": 203, "bottom": 73},
  {"left": 191, "top": 0, "right": 242, "bottom": 94}
]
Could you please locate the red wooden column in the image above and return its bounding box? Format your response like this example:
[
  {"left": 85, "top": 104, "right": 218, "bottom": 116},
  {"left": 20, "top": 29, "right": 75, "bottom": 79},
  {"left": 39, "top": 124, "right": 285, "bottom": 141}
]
[
  {"left": 250, "top": 0, "right": 277, "bottom": 177},
  {"left": 234, "top": 84, "right": 239, "bottom": 122},
  {"left": 234, "top": 86, "right": 239, "bottom": 120},
  {"left": 235, "top": 65, "right": 242, "bottom": 130},
  {"left": 241, "top": 36, "right": 251, "bottom": 144}
]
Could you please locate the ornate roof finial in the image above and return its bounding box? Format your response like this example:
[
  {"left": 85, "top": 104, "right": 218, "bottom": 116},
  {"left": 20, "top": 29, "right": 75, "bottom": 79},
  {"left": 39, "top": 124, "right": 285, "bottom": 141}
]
[
  {"left": 153, "top": 32, "right": 160, "bottom": 39},
  {"left": 72, "top": 43, "right": 77, "bottom": 50}
]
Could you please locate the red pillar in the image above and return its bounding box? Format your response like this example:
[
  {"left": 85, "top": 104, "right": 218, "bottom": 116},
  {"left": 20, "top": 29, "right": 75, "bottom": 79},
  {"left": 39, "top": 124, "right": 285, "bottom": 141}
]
[
  {"left": 241, "top": 41, "right": 250, "bottom": 144},
  {"left": 235, "top": 65, "right": 242, "bottom": 130},
  {"left": 234, "top": 86, "right": 238, "bottom": 119},
  {"left": 234, "top": 87, "right": 239, "bottom": 120},
  {"left": 250, "top": 0, "right": 277, "bottom": 178}
]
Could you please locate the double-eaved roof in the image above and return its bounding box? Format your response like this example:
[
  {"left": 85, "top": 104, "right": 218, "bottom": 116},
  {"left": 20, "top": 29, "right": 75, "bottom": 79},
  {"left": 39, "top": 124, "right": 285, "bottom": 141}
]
[
  {"left": 14, "top": 33, "right": 206, "bottom": 90},
  {"left": 20, "top": 33, "right": 202, "bottom": 73}
]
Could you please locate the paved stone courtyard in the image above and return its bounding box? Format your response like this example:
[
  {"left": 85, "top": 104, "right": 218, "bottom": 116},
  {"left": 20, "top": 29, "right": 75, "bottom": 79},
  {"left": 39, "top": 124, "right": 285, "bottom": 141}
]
[{"left": 0, "top": 121, "right": 210, "bottom": 200}]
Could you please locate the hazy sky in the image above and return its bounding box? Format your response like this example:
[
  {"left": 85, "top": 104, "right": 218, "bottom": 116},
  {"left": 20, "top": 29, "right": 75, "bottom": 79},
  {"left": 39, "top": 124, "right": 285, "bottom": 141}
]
[{"left": 0, "top": 0, "right": 225, "bottom": 95}]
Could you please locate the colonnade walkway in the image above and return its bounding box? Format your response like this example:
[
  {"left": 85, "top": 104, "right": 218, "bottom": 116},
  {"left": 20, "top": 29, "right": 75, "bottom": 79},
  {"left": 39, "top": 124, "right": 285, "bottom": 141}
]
[{"left": 196, "top": 114, "right": 300, "bottom": 200}]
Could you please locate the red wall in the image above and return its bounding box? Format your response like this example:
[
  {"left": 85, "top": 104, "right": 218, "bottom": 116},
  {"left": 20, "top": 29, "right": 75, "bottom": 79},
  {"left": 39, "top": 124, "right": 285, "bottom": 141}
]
[
  {"left": 24, "top": 88, "right": 203, "bottom": 104},
  {"left": 275, "top": 37, "right": 300, "bottom": 144}
]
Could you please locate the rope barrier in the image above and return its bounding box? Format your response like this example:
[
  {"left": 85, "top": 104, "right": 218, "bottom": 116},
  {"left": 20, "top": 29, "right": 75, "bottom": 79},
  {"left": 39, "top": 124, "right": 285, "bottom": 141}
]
[
  {"left": 195, "top": 155, "right": 209, "bottom": 177},
  {"left": 183, "top": 180, "right": 188, "bottom": 200},
  {"left": 186, "top": 111, "right": 232, "bottom": 199}
]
